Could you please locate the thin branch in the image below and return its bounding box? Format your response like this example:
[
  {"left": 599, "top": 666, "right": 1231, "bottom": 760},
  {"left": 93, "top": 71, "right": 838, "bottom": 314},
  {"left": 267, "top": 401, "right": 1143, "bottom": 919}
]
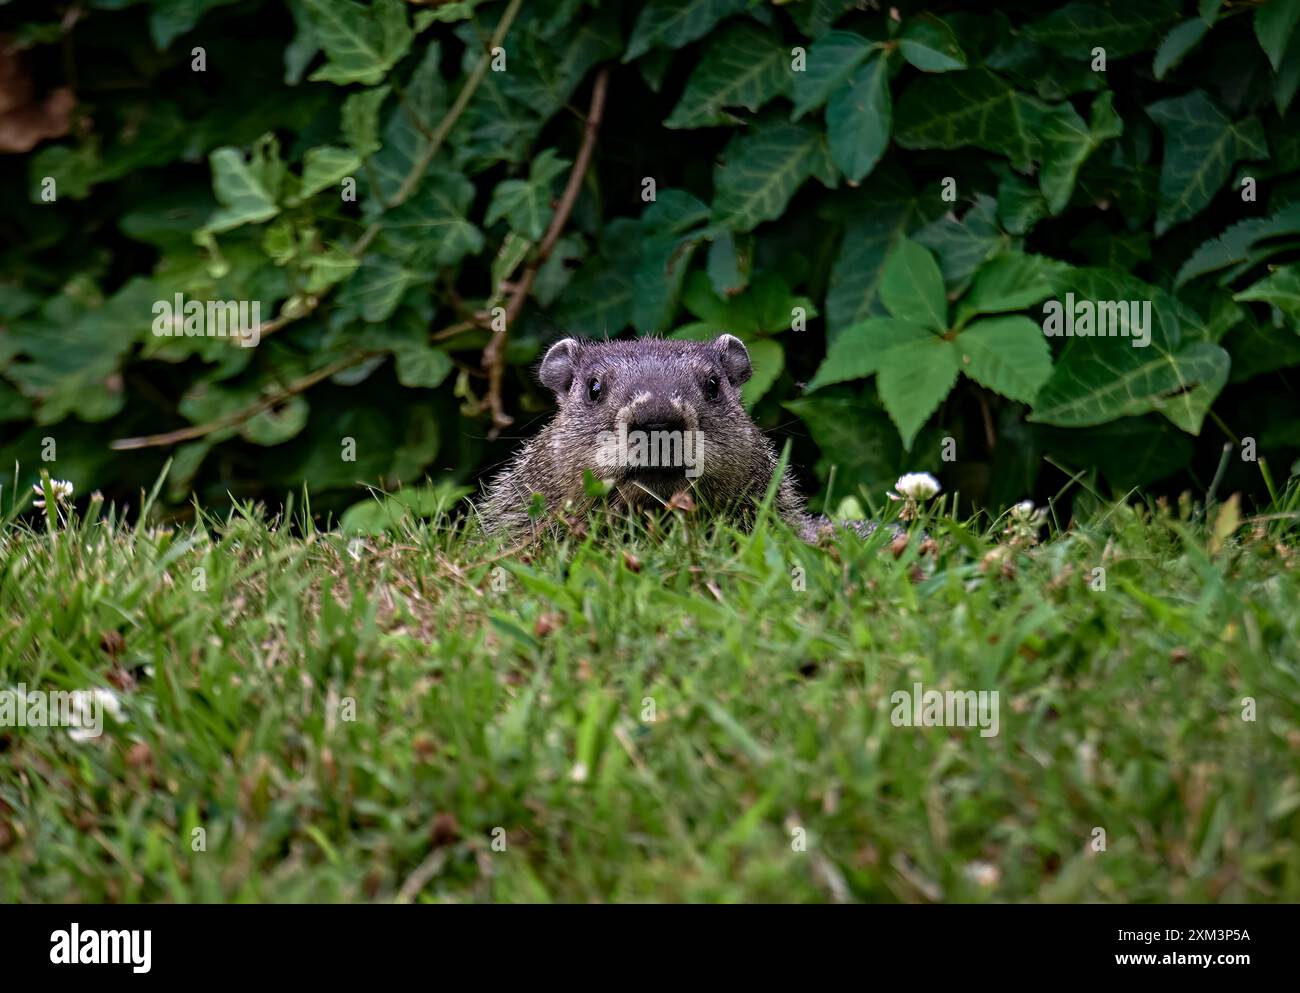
[
  {"left": 109, "top": 352, "right": 375, "bottom": 451},
  {"left": 479, "top": 65, "right": 610, "bottom": 437}
]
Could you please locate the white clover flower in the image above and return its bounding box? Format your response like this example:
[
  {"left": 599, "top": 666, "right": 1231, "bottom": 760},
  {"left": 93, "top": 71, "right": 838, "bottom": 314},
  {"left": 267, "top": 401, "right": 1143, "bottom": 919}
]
[
  {"left": 1009, "top": 500, "right": 1047, "bottom": 528},
  {"left": 32, "top": 479, "right": 74, "bottom": 510},
  {"left": 887, "top": 472, "right": 941, "bottom": 502},
  {"left": 66, "top": 687, "right": 124, "bottom": 743}
]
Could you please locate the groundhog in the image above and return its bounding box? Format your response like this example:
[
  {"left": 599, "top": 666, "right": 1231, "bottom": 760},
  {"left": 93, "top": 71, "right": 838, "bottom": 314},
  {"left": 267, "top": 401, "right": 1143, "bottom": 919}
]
[{"left": 478, "top": 334, "right": 876, "bottom": 542}]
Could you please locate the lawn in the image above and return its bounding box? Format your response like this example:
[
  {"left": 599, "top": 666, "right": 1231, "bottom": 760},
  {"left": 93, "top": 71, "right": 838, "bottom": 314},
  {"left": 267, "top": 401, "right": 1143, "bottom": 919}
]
[{"left": 2, "top": 474, "right": 1298, "bottom": 903}]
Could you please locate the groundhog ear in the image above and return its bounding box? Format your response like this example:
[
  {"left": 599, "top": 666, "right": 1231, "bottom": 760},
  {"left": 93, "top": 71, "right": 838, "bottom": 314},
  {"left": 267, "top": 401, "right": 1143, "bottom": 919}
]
[
  {"left": 715, "top": 333, "right": 752, "bottom": 386},
  {"left": 538, "top": 338, "right": 578, "bottom": 394}
]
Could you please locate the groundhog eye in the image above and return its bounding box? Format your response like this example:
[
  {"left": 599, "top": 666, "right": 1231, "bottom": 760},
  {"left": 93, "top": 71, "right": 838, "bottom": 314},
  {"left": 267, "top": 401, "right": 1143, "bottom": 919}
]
[
  {"left": 587, "top": 377, "right": 603, "bottom": 402},
  {"left": 705, "top": 374, "right": 721, "bottom": 401}
]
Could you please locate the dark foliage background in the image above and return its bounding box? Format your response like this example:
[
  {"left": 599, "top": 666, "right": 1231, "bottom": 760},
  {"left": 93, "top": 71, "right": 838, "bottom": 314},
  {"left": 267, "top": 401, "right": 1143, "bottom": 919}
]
[{"left": 2, "top": 0, "right": 1298, "bottom": 526}]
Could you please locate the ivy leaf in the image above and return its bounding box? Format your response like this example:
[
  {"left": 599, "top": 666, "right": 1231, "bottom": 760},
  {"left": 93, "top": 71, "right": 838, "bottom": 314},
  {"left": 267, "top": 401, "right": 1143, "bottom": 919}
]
[
  {"left": 1145, "top": 90, "right": 1267, "bottom": 236},
  {"left": 1153, "top": 18, "right": 1211, "bottom": 79},
  {"left": 955, "top": 315, "right": 1053, "bottom": 403},
  {"left": 1029, "top": 272, "right": 1230, "bottom": 433},
  {"left": 877, "top": 335, "right": 960, "bottom": 450},
  {"left": 711, "top": 118, "right": 836, "bottom": 232},
  {"left": 826, "top": 54, "right": 891, "bottom": 183},
  {"left": 665, "top": 21, "right": 790, "bottom": 129},
  {"left": 1175, "top": 204, "right": 1300, "bottom": 287},
  {"left": 1255, "top": 0, "right": 1300, "bottom": 71},
  {"left": 367, "top": 45, "right": 447, "bottom": 205},
  {"left": 200, "top": 145, "right": 281, "bottom": 235},
  {"left": 242, "top": 395, "right": 310, "bottom": 446},
  {"left": 898, "top": 15, "right": 966, "bottom": 73},
  {"left": 338, "top": 252, "right": 417, "bottom": 322},
  {"left": 1234, "top": 265, "right": 1300, "bottom": 327},
  {"left": 383, "top": 173, "right": 484, "bottom": 267},
  {"left": 393, "top": 342, "right": 454, "bottom": 388},
  {"left": 894, "top": 68, "right": 1045, "bottom": 172},
  {"left": 880, "top": 238, "right": 948, "bottom": 331},
  {"left": 485, "top": 149, "right": 571, "bottom": 241},
  {"left": 806, "top": 317, "right": 932, "bottom": 390},
  {"left": 790, "top": 30, "right": 873, "bottom": 119},
  {"left": 1022, "top": 0, "right": 1180, "bottom": 60},
  {"left": 624, "top": 0, "right": 752, "bottom": 62},
  {"left": 555, "top": 219, "right": 639, "bottom": 335},
  {"left": 293, "top": 146, "right": 362, "bottom": 203},
  {"left": 149, "top": 0, "right": 241, "bottom": 49},
  {"left": 1037, "top": 91, "right": 1123, "bottom": 214},
  {"left": 341, "top": 85, "right": 390, "bottom": 157},
  {"left": 304, "top": 0, "right": 412, "bottom": 86}
]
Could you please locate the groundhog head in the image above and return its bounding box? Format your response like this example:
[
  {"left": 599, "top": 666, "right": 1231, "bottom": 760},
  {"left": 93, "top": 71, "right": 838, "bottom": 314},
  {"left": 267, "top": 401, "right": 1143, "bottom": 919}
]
[{"left": 537, "top": 334, "right": 755, "bottom": 505}]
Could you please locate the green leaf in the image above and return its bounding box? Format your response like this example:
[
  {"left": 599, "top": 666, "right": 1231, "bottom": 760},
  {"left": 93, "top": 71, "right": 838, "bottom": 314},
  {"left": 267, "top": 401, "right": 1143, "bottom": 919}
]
[
  {"left": 783, "top": 393, "right": 903, "bottom": 496},
  {"left": 200, "top": 146, "right": 281, "bottom": 235},
  {"left": 898, "top": 14, "right": 966, "bottom": 73},
  {"left": 913, "top": 195, "right": 1009, "bottom": 291},
  {"left": 1029, "top": 272, "right": 1231, "bottom": 433},
  {"left": 382, "top": 173, "right": 484, "bottom": 267},
  {"left": 826, "top": 54, "right": 891, "bottom": 184},
  {"left": 711, "top": 118, "right": 836, "bottom": 233},
  {"left": 293, "top": 145, "right": 362, "bottom": 203},
  {"left": 894, "top": 68, "right": 1045, "bottom": 172},
  {"left": 341, "top": 85, "right": 390, "bottom": 157},
  {"left": 1153, "top": 18, "right": 1211, "bottom": 79},
  {"left": 825, "top": 170, "right": 943, "bottom": 340},
  {"left": 664, "top": 21, "right": 790, "bottom": 129},
  {"left": 241, "top": 395, "right": 309, "bottom": 446},
  {"left": 555, "top": 219, "right": 639, "bottom": 335},
  {"left": 624, "top": 0, "right": 751, "bottom": 62},
  {"left": 790, "top": 30, "right": 873, "bottom": 119},
  {"left": 706, "top": 228, "right": 749, "bottom": 296},
  {"left": 806, "top": 317, "right": 932, "bottom": 390},
  {"left": 876, "top": 335, "right": 960, "bottom": 450},
  {"left": 367, "top": 44, "right": 447, "bottom": 205},
  {"left": 880, "top": 238, "right": 948, "bottom": 331},
  {"left": 956, "top": 251, "right": 1070, "bottom": 324},
  {"left": 1275, "top": 21, "right": 1300, "bottom": 115},
  {"left": 1175, "top": 204, "right": 1300, "bottom": 287},
  {"left": 485, "top": 149, "right": 570, "bottom": 241},
  {"left": 740, "top": 338, "right": 784, "bottom": 408},
  {"left": 956, "top": 316, "right": 1054, "bottom": 403},
  {"left": 338, "top": 252, "right": 417, "bottom": 322},
  {"left": 304, "top": 0, "right": 413, "bottom": 86},
  {"left": 393, "top": 342, "right": 453, "bottom": 388},
  {"left": 1255, "top": 0, "right": 1300, "bottom": 71},
  {"left": 1234, "top": 265, "right": 1300, "bottom": 326},
  {"left": 1022, "top": 0, "right": 1180, "bottom": 60},
  {"left": 1145, "top": 90, "right": 1267, "bottom": 236},
  {"left": 1037, "top": 92, "right": 1123, "bottom": 214},
  {"left": 149, "top": 0, "right": 241, "bottom": 48}
]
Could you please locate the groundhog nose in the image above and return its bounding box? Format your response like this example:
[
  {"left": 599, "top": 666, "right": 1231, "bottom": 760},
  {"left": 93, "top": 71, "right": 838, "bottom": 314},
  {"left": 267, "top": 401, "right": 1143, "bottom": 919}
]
[{"left": 633, "top": 417, "right": 686, "bottom": 434}]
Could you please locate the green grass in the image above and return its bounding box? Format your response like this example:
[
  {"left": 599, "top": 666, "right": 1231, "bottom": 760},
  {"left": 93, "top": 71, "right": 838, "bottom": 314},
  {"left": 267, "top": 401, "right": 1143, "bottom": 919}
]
[{"left": 2, "top": 477, "right": 1299, "bottom": 904}]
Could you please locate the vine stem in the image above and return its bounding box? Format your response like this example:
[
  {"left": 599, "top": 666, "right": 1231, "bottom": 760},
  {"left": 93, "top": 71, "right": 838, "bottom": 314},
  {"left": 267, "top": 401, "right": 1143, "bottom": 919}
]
[{"left": 479, "top": 65, "right": 611, "bottom": 437}]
